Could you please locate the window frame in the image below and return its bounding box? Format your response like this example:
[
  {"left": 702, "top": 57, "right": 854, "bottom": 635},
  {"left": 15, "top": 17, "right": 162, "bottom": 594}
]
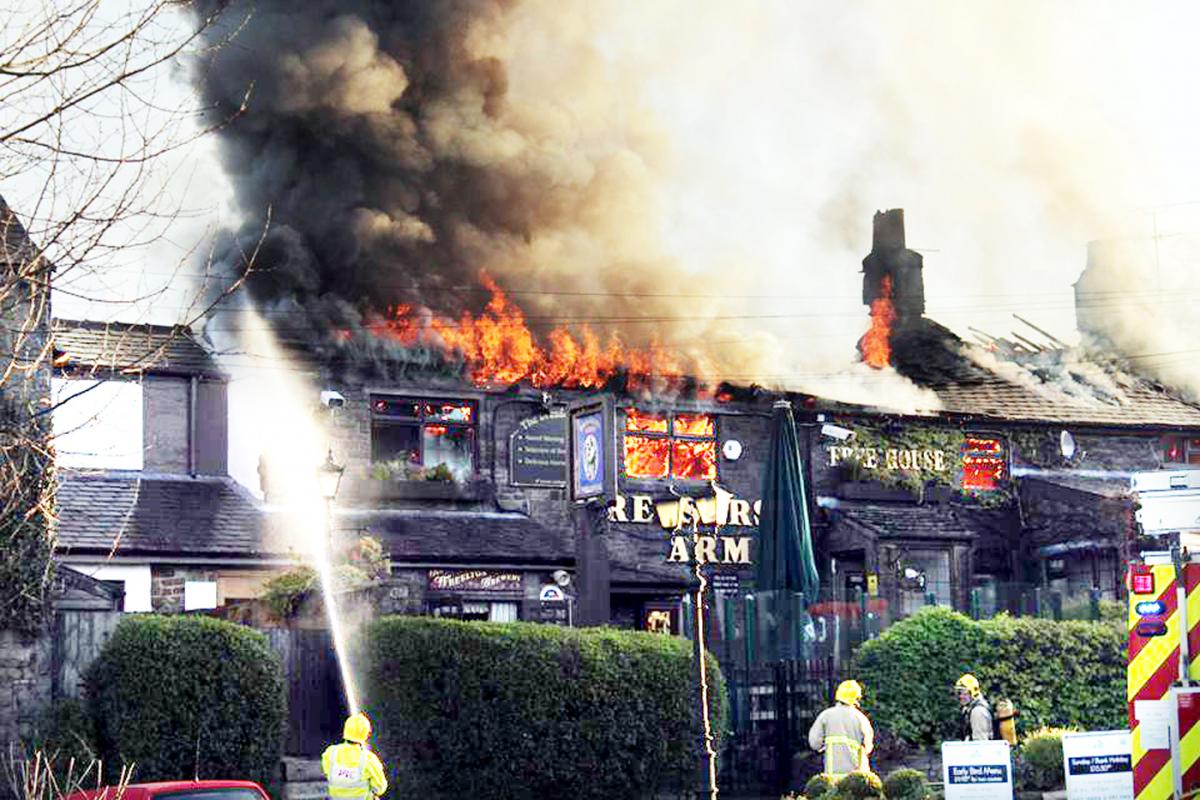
[
  {"left": 1162, "top": 434, "right": 1200, "bottom": 466},
  {"left": 621, "top": 407, "right": 719, "bottom": 483},
  {"left": 369, "top": 394, "right": 480, "bottom": 477},
  {"left": 961, "top": 433, "right": 1006, "bottom": 491}
]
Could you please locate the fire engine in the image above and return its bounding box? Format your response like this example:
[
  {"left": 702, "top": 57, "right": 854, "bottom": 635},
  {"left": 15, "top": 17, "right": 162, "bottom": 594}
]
[{"left": 1128, "top": 470, "right": 1200, "bottom": 800}]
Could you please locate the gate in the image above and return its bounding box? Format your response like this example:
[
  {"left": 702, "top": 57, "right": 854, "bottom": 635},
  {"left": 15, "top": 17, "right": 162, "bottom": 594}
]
[
  {"left": 267, "top": 629, "right": 348, "bottom": 756},
  {"left": 52, "top": 610, "right": 122, "bottom": 699},
  {"left": 721, "top": 657, "right": 839, "bottom": 795}
]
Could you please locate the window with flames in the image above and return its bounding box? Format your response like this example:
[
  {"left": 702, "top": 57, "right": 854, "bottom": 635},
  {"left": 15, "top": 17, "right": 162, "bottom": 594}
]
[
  {"left": 623, "top": 408, "right": 717, "bottom": 481},
  {"left": 371, "top": 397, "right": 477, "bottom": 481},
  {"left": 1163, "top": 435, "right": 1200, "bottom": 465},
  {"left": 961, "top": 435, "right": 1005, "bottom": 491}
]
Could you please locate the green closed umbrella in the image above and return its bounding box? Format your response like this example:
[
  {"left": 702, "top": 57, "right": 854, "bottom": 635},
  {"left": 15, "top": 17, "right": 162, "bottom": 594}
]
[{"left": 754, "top": 399, "right": 820, "bottom": 657}]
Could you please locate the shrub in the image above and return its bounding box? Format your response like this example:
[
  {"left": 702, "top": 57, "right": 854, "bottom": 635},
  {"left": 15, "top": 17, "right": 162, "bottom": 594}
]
[
  {"left": 835, "top": 771, "right": 883, "bottom": 800},
  {"left": 21, "top": 698, "right": 100, "bottom": 788},
  {"left": 1019, "top": 728, "right": 1072, "bottom": 791},
  {"left": 86, "top": 615, "right": 286, "bottom": 788},
  {"left": 806, "top": 773, "right": 837, "bottom": 799},
  {"left": 25, "top": 698, "right": 97, "bottom": 761},
  {"left": 262, "top": 564, "right": 371, "bottom": 620},
  {"left": 854, "top": 607, "right": 1124, "bottom": 744},
  {"left": 361, "top": 616, "right": 727, "bottom": 800},
  {"left": 882, "top": 768, "right": 931, "bottom": 800}
]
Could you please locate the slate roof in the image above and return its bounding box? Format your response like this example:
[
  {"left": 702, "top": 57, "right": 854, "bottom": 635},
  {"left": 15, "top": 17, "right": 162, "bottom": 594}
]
[
  {"left": 606, "top": 524, "right": 692, "bottom": 585},
  {"left": 932, "top": 376, "right": 1200, "bottom": 428},
  {"left": 343, "top": 509, "right": 573, "bottom": 566},
  {"left": 880, "top": 317, "right": 1200, "bottom": 428},
  {"left": 1018, "top": 474, "right": 1130, "bottom": 499},
  {"left": 1, "top": 197, "right": 40, "bottom": 271},
  {"left": 56, "top": 472, "right": 270, "bottom": 557},
  {"left": 831, "top": 500, "right": 979, "bottom": 541},
  {"left": 1017, "top": 476, "right": 1130, "bottom": 547},
  {"left": 343, "top": 509, "right": 691, "bottom": 586},
  {"left": 52, "top": 319, "right": 223, "bottom": 377}
]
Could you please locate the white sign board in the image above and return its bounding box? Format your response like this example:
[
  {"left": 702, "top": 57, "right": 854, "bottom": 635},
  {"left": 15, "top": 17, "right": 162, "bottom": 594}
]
[
  {"left": 539, "top": 585, "right": 566, "bottom": 602},
  {"left": 943, "top": 740, "right": 1013, "bottom": 800},
  {"left": 1134, "top": 699, "right": 1171, "bottom": 750},
  {"left": 1061, "top": 731, "right": 1133, "bottom": 800}
]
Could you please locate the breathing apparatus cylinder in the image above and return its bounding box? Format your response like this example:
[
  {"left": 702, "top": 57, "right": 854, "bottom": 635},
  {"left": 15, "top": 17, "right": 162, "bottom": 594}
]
[{"left": 994, "top": 698, "right": 1018, "bottom": 746}]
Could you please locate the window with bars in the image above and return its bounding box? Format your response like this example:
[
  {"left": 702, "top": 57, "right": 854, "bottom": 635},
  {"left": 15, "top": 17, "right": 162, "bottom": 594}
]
[
  {"left": 371, "top": 396, "right": 477, "bottom": 481},
  {"left": 622, "top": 408, "right": 718, "bottom": 481}
]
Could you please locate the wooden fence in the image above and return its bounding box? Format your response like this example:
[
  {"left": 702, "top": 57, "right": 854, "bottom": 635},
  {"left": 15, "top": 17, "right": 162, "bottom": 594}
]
[
  {"left": 52, "top": 610, "right": 122, "bottom": 700},
  {"left": 266, "top": 629, "right": 348, "bottom": 757}
]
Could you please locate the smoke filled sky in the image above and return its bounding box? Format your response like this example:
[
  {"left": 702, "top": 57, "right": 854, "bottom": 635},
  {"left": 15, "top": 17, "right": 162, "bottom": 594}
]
[{"left": 41, "top": 1, "right": 1200, "bottom": 399}]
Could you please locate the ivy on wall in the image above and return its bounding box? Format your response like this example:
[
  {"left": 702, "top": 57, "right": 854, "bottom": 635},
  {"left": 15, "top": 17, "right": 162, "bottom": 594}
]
[
  {"left": 1010, "top": 429, "right": 1060, "bottom": 468},
  {"left": 0, "top": 395, "right": 55, "bottom": 635},
  {"left": 830, "top": 421, "right": 1014, "bottom": 507}
]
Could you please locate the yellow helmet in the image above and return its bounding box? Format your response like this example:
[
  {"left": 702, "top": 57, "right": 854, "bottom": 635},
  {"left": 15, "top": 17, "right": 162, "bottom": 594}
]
[
  {"left": 343, "top": 712, "right": 371, "bottom": 744},
  {"left": 955, "top": 674, "right": 981, "bottom": 697},
  {"left": 835, "top": 680, "right": 864, "bottom": 706}
]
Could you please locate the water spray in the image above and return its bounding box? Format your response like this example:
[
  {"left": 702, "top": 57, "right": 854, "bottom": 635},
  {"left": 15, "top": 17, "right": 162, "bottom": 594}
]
[{"left": 316, "top": 449, "right": 361, "bottom": 715}]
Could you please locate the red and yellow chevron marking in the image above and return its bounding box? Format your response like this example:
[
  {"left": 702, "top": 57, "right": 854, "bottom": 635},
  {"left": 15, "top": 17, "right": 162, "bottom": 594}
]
[
  {"left": 1129, "top": 563, "right": 1183, "bottom": 800},
  {"left": 1175, "top": 688, "right": 1200, "bottom": 794},
  {"left": 1129, "top": 564, "right": 1200, "bottom": 800}
]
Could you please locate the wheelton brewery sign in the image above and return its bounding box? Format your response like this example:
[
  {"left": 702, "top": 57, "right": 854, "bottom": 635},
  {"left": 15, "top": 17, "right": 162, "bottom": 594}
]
[{"left": 427, "top": 569, "right": 522, "bottom": 593}]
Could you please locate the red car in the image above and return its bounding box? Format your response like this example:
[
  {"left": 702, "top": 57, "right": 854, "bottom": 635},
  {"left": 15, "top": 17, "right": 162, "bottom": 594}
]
[{"left": 68, "top": 779, "right": 270, "bottom": 800}]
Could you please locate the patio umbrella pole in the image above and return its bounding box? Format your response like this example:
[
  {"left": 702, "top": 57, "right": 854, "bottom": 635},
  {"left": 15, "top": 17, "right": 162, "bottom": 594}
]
[{"left": 691, "top": 548, "right": 719, "bottom": 800}]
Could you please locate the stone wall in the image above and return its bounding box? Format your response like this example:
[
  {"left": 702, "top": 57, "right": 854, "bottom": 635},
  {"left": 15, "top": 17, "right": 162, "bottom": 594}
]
[
  {"left": 0, "top": 627, "right": 53, "bottom": 752},
  {"left": 142, "top": 376, "right": 229, "bottom": 477},
  {"left": 151, "top": 566, "right": 219, "bottom": 612}
]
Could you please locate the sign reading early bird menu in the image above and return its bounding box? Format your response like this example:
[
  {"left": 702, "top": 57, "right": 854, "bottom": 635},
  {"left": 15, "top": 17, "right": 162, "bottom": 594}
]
[
  {"left": 509, "top": 412, "right": 567, "bottom": 487},
  {"left": 942, "top": 741, "right": 1013, "bottom": 800}
]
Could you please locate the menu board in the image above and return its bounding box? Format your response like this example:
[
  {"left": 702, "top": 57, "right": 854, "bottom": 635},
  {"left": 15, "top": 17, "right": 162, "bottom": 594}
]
[{"left": 510, "top": 413, "right": 567, "bottom": 487}]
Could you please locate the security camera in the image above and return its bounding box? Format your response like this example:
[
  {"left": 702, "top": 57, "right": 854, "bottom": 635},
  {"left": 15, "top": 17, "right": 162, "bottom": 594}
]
[
  {"left": 551, "top": 569, "right": 572, "bottom": 587},
  {"left": 320, "top": 390, "right": 346, "bottom": 409},
  {"left": 821, "top": 423, "right": 855, "bottom": 441}
]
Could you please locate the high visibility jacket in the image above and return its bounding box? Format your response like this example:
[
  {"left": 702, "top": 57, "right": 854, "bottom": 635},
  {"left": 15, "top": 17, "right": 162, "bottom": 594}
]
[
  {"left": 321, "top": 741, "right": 387, "bottom": 800},
  {"left": 808, "top": 702, "right": 874, "bottom": 780}
]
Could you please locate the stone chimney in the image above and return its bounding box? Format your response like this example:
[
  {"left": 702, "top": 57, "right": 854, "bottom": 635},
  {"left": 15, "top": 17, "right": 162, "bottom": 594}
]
[{"left": 862, "top": 208, "right": 925, "bottom": 324}]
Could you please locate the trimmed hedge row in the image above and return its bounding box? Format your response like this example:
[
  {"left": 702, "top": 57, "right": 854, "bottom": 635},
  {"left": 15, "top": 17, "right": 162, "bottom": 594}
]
[
  {"left": 86, "top": 615, "right": 286, "bottom": 787},
  {"left": 853, "top": 607, "right": 1125, "bottom": 745},
  {"left": 361, "top": 616, "right": 726, "bottom": 800}
]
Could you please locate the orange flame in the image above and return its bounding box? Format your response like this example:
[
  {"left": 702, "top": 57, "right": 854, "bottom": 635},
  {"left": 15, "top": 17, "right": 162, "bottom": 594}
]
[
  {"left": 861, "top": 274, "right": 896, "bottom": 369},
  {"left": 672, "top": 439, "right": 717, "bottom": 480},
  {"left": 624, "top": 435, "right": 669, "bottom": 478},
  {"left": 366, "top": 274, "right": 691, "bottom": 390},
  {"left": 622, "top": 409, "right": 716, "bottom": 480}
]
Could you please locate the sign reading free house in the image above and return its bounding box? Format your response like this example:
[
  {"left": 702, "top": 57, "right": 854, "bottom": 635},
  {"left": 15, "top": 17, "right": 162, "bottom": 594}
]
[
  {"left": 1061, "top": 731, "right": 1133, "bottom": 800},
  {"left": 943, "top": 740, "right": 1013, "bottom": 800}
]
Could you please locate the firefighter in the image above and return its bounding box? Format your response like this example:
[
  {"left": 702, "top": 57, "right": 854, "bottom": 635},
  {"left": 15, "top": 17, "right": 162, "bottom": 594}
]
[
  {"left": 808, "top": 679, "right": 874, "bottom": 780},
  {"left": 955, "top": 673, "right": 994, "bottom": 741},
  {"left": 322, "top": 713, "right": 388, "bottom": 800}
]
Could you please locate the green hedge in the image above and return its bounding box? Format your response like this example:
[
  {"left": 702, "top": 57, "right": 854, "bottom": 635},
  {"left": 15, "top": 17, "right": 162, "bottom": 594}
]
[
  {"left": 1018, "top": 728, "right": 1073, "bottom": 791},
  {"left": 86, "top": 616, "right": 286, "bottom": 787},
  {"left": 854, "top": 607, "right": 1125, "bottom": 745},
  {"left": 361, "top": 617, "right": 726, "bottom": 800}
]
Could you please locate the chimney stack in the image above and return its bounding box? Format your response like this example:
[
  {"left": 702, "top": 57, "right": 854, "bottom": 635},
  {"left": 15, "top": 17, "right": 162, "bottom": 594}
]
[{"left": 862, "top": 208, "right": 925, "bottom": 323}]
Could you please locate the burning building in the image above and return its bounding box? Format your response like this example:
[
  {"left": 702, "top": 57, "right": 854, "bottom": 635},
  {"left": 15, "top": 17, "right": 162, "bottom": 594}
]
[{"left": 228, "top": 206, "right": 1200, "bottom": 644}]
